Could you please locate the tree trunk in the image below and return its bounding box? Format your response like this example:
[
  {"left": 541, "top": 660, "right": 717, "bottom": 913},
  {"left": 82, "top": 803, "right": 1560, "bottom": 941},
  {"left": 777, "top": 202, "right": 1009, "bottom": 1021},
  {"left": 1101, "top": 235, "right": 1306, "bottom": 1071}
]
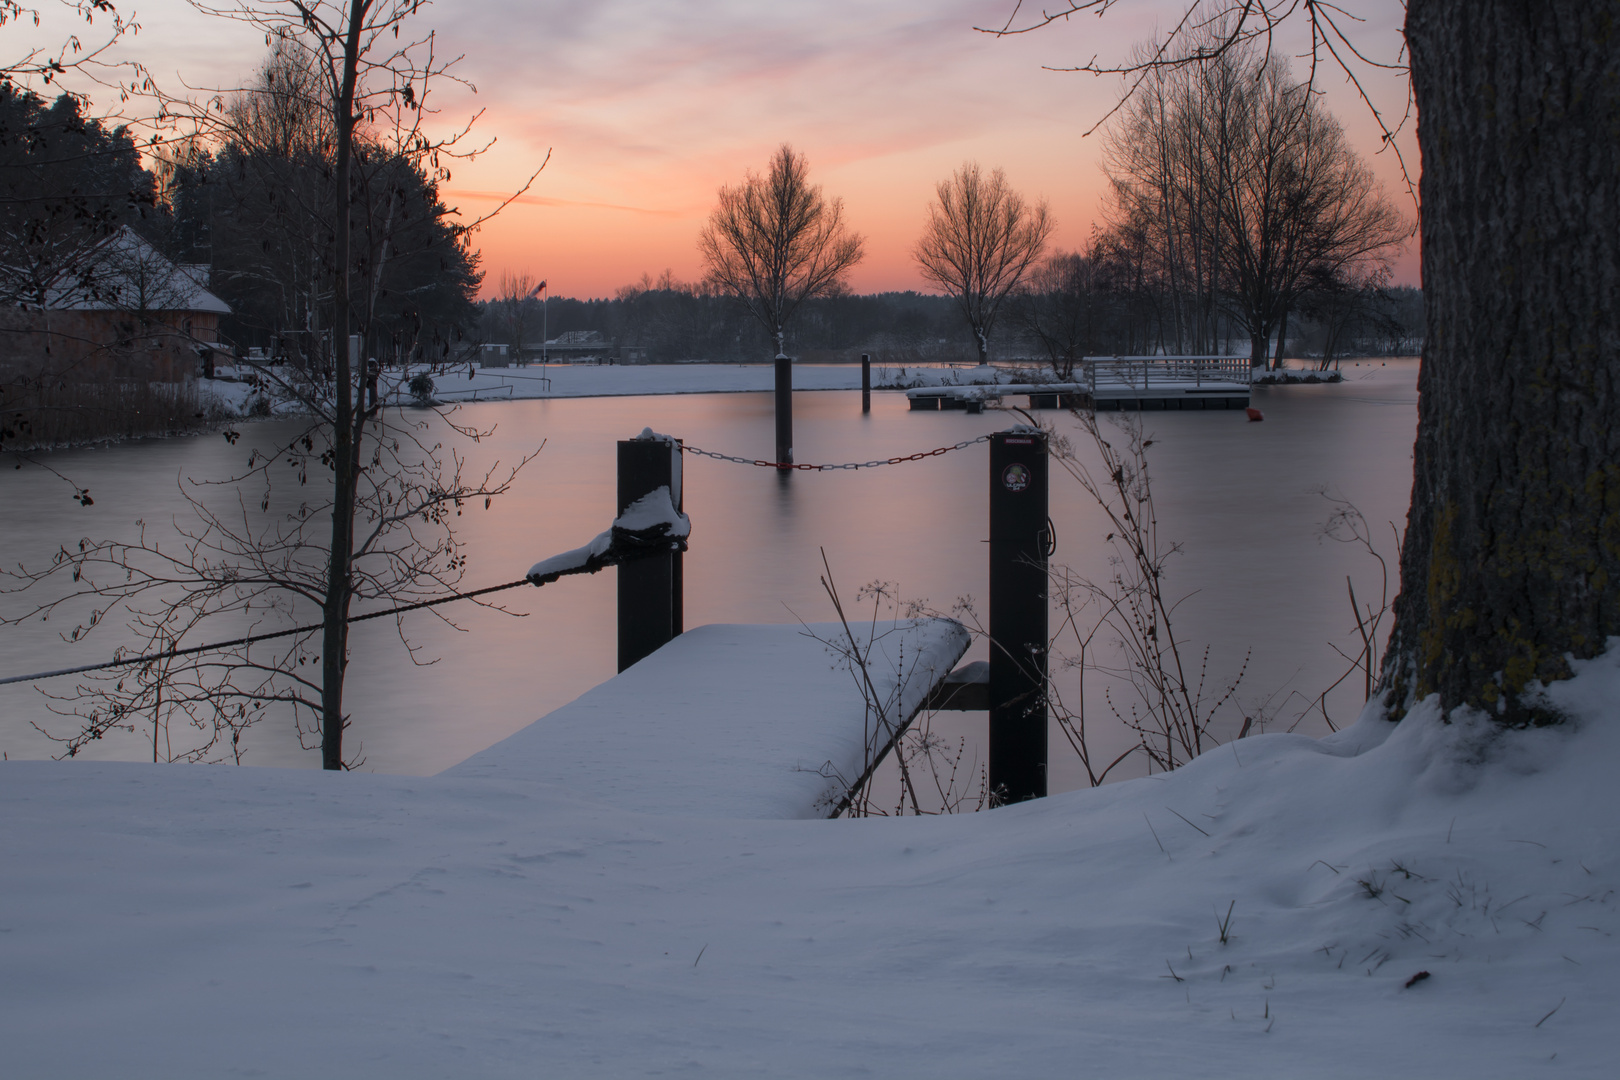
[
  {"left": 320, "top": 1, "right": 368, "bottom": 771},
  {"left": 1386, "top": 0, "right": 1620, "bottom": 722},
  {"left": 1273, "top": 308, "right": 1289, "bottom": 369},
  {"left": 1249, "top": 326, "right": 1269, "bottom": 368}
]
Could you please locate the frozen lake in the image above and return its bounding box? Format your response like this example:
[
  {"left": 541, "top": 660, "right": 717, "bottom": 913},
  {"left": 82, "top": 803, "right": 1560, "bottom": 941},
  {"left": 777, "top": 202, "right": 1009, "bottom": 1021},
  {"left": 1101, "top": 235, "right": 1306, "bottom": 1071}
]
[{"left": 0, "top": 360, "right": 1418, "bottom": 791}]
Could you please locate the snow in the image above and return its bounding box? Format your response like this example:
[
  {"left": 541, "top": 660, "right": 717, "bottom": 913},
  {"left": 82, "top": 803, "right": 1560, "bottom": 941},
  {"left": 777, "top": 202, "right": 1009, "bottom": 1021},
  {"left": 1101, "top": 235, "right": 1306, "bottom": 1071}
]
[
  {"left": 524, "top": 485, "right": 691, "bottom": 583},
  {"left": 447, "top": 619, "right": 971, "bottom": 819},
  {"left": 522, "top": 529, "right": 614, "bottom": 582},
  {"left": 191, "top": 362, "right": 1035, "bottom": 417},
  {"left": 3, "top": 636, "right": 1617, "bottom": 1076},
  {"left": 612, "top": 485, "right": 688, "bottom": 535}
]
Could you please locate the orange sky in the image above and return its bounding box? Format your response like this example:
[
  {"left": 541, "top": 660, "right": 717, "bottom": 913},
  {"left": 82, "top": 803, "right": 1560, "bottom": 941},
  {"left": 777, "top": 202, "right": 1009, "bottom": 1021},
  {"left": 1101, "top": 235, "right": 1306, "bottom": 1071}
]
[{"left": 61, "top": 1, "right": 1419, "bottom": 299}]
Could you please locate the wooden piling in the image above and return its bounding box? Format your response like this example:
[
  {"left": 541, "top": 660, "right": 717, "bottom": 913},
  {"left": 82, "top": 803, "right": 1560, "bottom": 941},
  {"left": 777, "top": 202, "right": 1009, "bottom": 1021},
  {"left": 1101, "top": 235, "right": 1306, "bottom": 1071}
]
[
  {"left": 861, "top": 353, "right": 871, "bottom": 413},
  {"left": 774, "top": 353, "right": 793, "bottom": 465},
  {"left": 988, "top": 429, "right": 1049, "bottom": 803},
  {"left": 617, "top": 436, "right": 683, "bottom": 671}
]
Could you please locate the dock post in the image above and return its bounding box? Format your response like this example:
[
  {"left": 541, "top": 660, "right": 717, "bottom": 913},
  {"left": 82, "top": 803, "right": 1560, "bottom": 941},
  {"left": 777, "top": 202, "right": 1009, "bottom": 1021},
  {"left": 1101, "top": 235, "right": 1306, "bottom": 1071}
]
[
  {"left": 861, "top": 353, "right": 871, "bottom": 413},
  {"left": 774, "top": 352, "right": 793, "bottom": 465},
  {"left": 988, "top": 429, "right": 1049, "bottom": 803},
  {"left": 617, "top": 434, "right": 683, "bottom": 672}
]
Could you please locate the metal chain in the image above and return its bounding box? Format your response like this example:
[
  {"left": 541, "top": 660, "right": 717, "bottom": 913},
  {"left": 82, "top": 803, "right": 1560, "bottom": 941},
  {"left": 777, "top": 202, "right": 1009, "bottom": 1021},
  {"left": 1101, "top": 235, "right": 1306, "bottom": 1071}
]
[
  {"left": 5, "top": 439, "right": 994, "bottom": 685},
  {"left": 681, "top": 435, "right": 992, "bottom": 471}
]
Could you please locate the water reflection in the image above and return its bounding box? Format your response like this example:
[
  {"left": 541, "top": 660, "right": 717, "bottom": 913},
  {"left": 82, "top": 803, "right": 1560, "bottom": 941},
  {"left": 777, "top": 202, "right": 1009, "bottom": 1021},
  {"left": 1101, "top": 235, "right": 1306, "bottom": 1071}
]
[{"left": 0, "top": 360, "right": 1418, "bottom": 790}]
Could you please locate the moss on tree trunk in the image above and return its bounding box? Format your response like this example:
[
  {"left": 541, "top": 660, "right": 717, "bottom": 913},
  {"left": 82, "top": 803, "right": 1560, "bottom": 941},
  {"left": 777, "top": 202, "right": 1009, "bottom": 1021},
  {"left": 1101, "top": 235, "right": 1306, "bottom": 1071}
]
[{"left": 1387, "top": 0, "right": 1620, "bottom": 721}]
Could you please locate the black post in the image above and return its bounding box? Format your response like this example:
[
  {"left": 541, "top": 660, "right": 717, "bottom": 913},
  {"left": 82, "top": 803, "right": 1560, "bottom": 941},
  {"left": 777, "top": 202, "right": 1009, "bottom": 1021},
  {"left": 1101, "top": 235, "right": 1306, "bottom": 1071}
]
[
  {"left": 617, "top": 435, "right": 684, "bottom": 672},
  {"left": 774, "top": 352, "right": 793, "bottom": 465},
  {"left": 861, "top": 352, "right": 871, "bottom": 414},
  {"left": 988, "top": 429, "right": 1049, "bottom": 803}
]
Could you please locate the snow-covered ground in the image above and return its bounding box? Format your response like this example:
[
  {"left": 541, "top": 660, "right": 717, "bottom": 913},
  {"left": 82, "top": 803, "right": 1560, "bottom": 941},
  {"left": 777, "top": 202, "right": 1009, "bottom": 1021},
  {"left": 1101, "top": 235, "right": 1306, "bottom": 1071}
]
[
  {"left": 3, "top": 619, "right": 1616, "bottom": 1076},
  {"left": 194, "top": 361, "right": 1015, "bottom": 416}
]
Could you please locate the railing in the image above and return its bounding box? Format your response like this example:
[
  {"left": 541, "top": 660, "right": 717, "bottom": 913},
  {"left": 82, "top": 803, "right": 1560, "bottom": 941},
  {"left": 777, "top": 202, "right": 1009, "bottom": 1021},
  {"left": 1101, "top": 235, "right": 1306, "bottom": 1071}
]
[
  {"left": 434, "top": 383, "right": 516, "bottom": 403},
  {"left": 1083, "top": 355, "right": 1253, "bottom": 393}
]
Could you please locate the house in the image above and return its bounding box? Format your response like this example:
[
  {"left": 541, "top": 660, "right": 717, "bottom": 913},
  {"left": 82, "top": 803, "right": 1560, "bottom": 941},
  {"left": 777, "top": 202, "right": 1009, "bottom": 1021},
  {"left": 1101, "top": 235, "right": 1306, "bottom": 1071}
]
[
  {"left": 521, "top": 330, "right": 648, "bottom": 365},
  {"left": 0, "top": 226, "right": 231, "bottom": 383}
]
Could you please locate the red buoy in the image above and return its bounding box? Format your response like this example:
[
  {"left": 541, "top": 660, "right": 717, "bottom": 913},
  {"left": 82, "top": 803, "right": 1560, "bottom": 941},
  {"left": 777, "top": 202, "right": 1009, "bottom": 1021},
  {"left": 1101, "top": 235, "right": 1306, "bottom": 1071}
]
[{"left": 1245, "top": 407, "right": 1264, "bottom": 422}]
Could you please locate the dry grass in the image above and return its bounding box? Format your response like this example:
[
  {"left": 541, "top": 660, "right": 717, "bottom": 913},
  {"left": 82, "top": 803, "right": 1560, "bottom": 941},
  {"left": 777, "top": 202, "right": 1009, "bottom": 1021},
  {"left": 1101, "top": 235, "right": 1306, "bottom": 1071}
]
[{"left": 2, "top": 376, "right": 205, "bottom": 450}]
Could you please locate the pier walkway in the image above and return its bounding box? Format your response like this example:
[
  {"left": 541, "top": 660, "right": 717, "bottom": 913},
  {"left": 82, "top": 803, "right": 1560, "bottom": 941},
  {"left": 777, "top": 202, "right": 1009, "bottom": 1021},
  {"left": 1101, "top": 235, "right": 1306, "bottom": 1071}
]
[
  {"left": 442, "top": 619, "right": 970, "bottom": 819},
  {"left": 907, "top": 355, "right": 1252, "bottom": 412}
]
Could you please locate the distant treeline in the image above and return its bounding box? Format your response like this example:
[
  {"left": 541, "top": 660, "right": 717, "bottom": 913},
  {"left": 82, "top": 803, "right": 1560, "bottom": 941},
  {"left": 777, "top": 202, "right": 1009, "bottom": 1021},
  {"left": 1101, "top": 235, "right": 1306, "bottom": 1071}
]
[{"left": 477, "top": 273, "right": 1423, "bottom": 367}]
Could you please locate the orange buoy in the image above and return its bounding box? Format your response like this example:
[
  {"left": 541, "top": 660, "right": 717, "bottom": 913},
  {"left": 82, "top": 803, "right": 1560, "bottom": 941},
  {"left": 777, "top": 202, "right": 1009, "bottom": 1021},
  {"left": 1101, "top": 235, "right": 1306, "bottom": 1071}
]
[{"left": 1245, "top": 407, "right": 1264, "bottom": 422}]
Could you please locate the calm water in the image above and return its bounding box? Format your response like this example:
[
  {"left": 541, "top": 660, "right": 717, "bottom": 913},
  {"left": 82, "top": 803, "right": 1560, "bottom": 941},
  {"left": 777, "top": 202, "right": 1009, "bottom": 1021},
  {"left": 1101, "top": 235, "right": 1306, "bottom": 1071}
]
[{"left": 1, "top": 360, "right": 1418, "bottom": 790}]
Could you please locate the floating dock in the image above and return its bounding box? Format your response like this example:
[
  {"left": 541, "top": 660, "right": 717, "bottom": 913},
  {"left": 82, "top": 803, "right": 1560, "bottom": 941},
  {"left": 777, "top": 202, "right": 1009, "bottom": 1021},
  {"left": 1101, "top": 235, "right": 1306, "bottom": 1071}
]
[{"left": 908, "top": 356, "right": 1252, "bottom": 412}]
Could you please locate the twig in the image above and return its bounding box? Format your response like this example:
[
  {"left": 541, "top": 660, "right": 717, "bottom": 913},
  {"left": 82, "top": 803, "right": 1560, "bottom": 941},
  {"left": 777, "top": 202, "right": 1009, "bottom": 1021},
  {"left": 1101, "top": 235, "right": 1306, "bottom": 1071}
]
[
  {"left": 1144, "top": 813, "right": 1170, "bottom": 860},
  {"left": 1166, "top": 806, "right": 1210, "bottom": 837}
]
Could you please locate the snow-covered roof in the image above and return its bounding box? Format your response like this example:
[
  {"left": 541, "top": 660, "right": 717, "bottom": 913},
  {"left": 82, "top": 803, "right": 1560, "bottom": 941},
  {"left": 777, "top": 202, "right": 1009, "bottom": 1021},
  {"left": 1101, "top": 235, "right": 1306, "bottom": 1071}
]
[{"left": 43, "top": 226, "right": 230, "bottom": 315}]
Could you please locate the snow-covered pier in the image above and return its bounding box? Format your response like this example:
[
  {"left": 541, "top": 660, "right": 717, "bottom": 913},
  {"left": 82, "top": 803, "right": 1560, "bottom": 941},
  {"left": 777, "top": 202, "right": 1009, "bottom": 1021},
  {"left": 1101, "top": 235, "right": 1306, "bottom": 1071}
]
[
  {"left": 907, "top": 355, "right": 1252, "bottom": 412},
  {"left": 445, "top": 619, "right": 970, "bottom": 818}
]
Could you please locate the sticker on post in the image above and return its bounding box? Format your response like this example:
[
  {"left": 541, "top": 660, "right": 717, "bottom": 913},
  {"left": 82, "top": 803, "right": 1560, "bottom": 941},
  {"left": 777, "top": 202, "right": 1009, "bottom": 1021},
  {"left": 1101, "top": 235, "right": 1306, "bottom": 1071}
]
[{"left": 1001, "top": 463, "right": 1031, "bottom": 493}]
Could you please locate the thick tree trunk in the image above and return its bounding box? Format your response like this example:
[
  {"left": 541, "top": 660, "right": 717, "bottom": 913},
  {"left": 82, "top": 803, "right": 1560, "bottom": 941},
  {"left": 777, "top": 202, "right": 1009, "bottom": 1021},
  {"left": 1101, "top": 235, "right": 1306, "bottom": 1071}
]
[
  {"left": 1248, "top": 327, "right": 1269, "bottom": 368},
  {"left": 1386, "top": 1, "right": 1620, "bottom": 722}
]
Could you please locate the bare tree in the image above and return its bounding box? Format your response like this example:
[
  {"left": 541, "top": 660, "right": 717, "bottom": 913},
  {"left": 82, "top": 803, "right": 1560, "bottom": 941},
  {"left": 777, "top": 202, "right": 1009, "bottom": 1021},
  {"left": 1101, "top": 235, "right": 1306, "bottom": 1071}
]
[
  {"left": 1100, "top": 39, "right": 1408, "bottom": 366},
  {"left": 698, "top": 143, "right": 864, "bottom": 358},
  {"left": 914, "top": 161, "right": 1053, "bottom": 365},
  {"left": 1, "top": 1, "right": 147, "bottom": 101},
  {"left": 4, "top": 1, "right": 540, "bottom": 770},
  {"left": 995, "top": 0, "right": 1620, "bottom": 726},
  {"left": 1099, "top": 42, "right": 1239, "bottom": 355},
  {"left": 496, "top": 269, "right": 537, "bottom": 355},
  {"left": 1218, "top": 54, "right": 1409, "bottom": 367},
  {"left": 1297, "top": 261, "right": 1394, "bottom": 369},
  {"left": 1011, "top": 245, "right": 1116, "bottom": 378}
]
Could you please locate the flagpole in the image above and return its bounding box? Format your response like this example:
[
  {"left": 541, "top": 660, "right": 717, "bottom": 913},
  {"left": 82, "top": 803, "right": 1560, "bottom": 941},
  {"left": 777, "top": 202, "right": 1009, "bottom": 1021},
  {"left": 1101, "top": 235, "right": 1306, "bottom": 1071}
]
[{"left": 534, "top": 279, "right": 548, "bottom": 388}]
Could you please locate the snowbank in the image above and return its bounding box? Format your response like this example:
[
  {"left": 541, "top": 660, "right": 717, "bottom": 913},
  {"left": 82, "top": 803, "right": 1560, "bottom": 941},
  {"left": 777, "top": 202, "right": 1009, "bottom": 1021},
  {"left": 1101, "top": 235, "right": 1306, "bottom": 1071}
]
[{"left": 2, "top": 642, "right": 1616, "bottom": 1076}]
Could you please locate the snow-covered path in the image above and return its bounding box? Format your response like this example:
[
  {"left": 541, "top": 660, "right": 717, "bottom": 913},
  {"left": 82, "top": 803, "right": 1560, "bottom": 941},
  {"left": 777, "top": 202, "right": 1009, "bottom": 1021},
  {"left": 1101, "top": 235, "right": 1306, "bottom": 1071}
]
[{"left": 4, "top": 646, "right": 1617, "bottom": 1076}]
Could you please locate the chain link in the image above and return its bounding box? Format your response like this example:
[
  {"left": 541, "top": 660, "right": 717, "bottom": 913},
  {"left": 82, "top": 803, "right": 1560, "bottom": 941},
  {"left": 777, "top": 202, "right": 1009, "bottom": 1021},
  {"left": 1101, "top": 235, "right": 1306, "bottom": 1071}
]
[{"left": 680, "top": 435, "right": 992, "bottom": 471}]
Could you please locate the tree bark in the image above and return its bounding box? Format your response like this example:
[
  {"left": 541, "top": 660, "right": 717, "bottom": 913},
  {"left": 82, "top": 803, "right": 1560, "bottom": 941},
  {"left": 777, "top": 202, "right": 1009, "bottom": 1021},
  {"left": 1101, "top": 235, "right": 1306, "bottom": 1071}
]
[
  {"left": 1386, "top": 0, "right": 1620, "bottom": 721},
  {"left": 320, "top": 1, "right": 369, "bottom": 770}
]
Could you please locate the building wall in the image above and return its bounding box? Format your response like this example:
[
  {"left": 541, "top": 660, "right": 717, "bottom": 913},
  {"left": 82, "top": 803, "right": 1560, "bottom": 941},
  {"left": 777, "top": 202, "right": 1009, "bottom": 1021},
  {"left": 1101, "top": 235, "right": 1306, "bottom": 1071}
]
[{"left": 0, "top": 308, "right": 220, "bottom": 383}]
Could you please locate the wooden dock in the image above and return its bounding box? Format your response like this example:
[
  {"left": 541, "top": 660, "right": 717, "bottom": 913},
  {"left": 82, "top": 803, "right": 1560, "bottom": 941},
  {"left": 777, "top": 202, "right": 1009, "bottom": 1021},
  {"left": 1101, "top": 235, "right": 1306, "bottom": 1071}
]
[
  {"left": 907, "top": 355, "right": 1252, "bottom": 412},
  {"left": 442, "top": 620, "right": 970, "bottom": 819}
]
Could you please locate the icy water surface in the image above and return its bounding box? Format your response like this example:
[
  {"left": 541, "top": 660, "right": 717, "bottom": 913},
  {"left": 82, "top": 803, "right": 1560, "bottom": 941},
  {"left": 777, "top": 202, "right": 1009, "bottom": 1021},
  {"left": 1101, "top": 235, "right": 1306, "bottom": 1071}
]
[{"left": 1, "top": 361, "right": 1418, "bottom": 788}]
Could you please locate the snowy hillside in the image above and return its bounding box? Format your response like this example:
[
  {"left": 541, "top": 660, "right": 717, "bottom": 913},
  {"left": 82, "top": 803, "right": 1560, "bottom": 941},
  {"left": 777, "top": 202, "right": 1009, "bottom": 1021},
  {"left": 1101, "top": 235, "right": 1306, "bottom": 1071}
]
[{"left": 3, "top": 641, "right": 1616, "bottom": 1077}]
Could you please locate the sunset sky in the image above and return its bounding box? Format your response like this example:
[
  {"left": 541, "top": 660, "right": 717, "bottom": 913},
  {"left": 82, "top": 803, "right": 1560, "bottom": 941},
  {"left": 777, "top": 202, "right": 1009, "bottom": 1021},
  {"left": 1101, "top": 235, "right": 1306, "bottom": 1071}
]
[{"left": 74, "top": 0, "right": 1416, "bottom": 299}]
